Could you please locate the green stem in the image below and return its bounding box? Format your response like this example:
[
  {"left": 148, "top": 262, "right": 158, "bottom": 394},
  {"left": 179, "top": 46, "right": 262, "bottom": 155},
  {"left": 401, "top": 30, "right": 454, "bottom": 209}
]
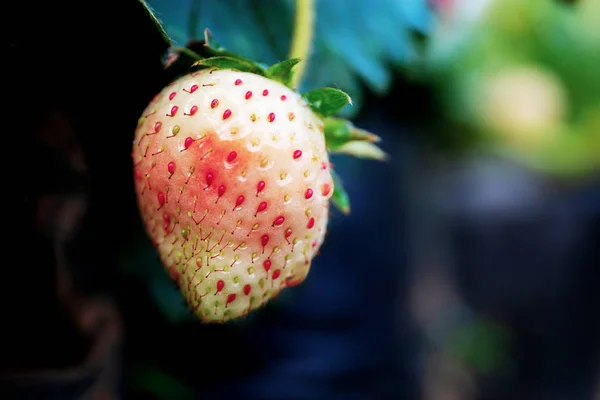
[
  {"left": 288, "top": 0, "right": 315, "bottom": 88},
  {"left": 173, "top": 47, "right": 203, "bottom": 61}
]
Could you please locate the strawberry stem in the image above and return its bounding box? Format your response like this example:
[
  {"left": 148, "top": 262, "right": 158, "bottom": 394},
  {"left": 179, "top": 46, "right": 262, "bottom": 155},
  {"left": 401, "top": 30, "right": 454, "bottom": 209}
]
[
  {"left": 173, "top": 46, "right": 203, "bottom": 61},
  {"left": 288, "top": 0, "right": 315, "bottom": 89}
]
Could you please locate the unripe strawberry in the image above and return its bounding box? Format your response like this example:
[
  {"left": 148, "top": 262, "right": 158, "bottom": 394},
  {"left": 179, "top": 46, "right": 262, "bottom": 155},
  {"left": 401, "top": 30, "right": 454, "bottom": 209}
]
[
  {"left": 131, "top": 28, "right": 386, "bottom": 322},
  {"left": 133, "top": 68, "right": 334, "bottom": 322}
]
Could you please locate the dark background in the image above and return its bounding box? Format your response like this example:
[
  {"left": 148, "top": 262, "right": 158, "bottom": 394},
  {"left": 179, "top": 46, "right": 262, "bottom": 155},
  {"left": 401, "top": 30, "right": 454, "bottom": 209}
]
[{"left": 3, "top": 0, "right": 599, "bottom": 399}]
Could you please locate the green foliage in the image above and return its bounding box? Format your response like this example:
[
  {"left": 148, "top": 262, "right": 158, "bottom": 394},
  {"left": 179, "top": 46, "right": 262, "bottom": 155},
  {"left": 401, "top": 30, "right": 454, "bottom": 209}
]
[
  {"left": 302, "top": 88, "right": 352, "bottom": 118},
  {"left": 446, "top": 318, "right": 512, "bottom": 375},
  {"left": 145, "top": 0, "right": 432, "bottom": 116},
  {"left": 330, "top": 169, "right": 351, "bottom": 215},
  {"left": 324, "top": 117, "right": 381, "bottom": 150},
  {"left": 163, "top": 27, "right": 389, "bottom": 164},
  {"left": 137, "top": 0, "right": 172, "bottom": 47},
  {"left": 192, "top": 55, "right": 265, "bottom": 75},
  {"left": 130, "top": 0, "right": 397, "bottom": 324},
  {"left": 265, "top": 58, "right": 301, "bottom": 88},
  {"left": 422, "top": 0, "right": 600, "bottom": 180}
]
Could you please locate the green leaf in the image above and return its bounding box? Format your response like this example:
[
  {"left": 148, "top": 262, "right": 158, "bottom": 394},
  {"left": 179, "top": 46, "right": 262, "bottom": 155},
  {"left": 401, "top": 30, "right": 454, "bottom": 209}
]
[
  {"left": 331, "top": 141, "right": 389, "bottom": 161},
  {"left": 324, "top": 117, "right": 381, "bottom": 150},
  {"left": 145, "top": 0, "right": 430, "bottom": 116},
  {"left": 330, "top": 169, "right": 351, "bottom": 215},
  {"left": 302, "top": 88, "right": 352, "bottom": 117},
  {"left": 265, "top": 58, "right": 301, "bottom": 88},
  {"left": 203, "top": 28, "right": 269, "bottom": 68},
  {"left": 192, "top": 56, "right": 266, "bottom": 75},
  {"left": 138, "top": 0, "right": 172, "bottom": 47}
]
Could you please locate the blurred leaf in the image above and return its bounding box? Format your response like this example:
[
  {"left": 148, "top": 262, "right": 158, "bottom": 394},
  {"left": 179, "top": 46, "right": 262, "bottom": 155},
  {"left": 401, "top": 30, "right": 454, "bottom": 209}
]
[
  {"left": 302, "top": 43, "right": 364, "bottom": 118},
  {"left": 302, "top": 87, "right": 351, "bottom": 117},
  {"left": 146, "top": 0, "right": 433, "bottom": 113},
  {"left": 265, "top": 58, "right": 301, "bottom": 88},
  {"left": 316, "top": 2, "right": 390, "bottom": 94},
  {"left": 330, "top": 169, "right": 351, "bottom": 214},
  {"left": 446, "top": 318, "right": 512, "bottom": 375},
  {"left": 202, "top": 28, "right": 269, "bottom": 68},
  {"left": 422, "top": 0, "right": 600, "bottom": 179},
  {"left": 193, "top": 1, "right": 279, "bottom": 63}
]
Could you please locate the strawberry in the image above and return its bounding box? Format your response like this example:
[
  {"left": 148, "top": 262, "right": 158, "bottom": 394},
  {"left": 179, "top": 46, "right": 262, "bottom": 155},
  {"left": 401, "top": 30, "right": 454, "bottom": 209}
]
[{"left": 132, "top": 30, "right": 385, "bottom": 323}]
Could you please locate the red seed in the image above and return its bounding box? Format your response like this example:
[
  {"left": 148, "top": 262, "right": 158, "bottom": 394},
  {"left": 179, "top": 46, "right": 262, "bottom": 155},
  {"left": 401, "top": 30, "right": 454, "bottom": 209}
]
[
  {"left": 267, "top": 113, "right": 275, "bottom": 122},
  {"left": 235, "top": 79, "right": 243, "bottom": 86},
  {"left": 263, "top": 259, "right": 272, "bottom": 272},
  {"left": 280, "top": 95, "right": 287, "bottom": 101},
  {"left": 154, "top": 121, "right": 162, "bottom": 132},
  {"left": 184, "top": 137, "right": 194, "bottom": 149},
  {"left": 273, "top": 216, "right": 285, "bottom": 226},
  {"left": 285, "top": 228, "right": 292, "bottom": 239},
  {"left": 206, "top": 172, "right": 214, "bottom": 186},
  {"left": 211, "top": 99, "right": 219, "bottom": 109},
  {"left": 272, "top": 269, "right": 281, "bottom": 280},
  {"left": 243, "top": 284, "right": 252, "bottom": 295},
  {"left": 218, "top": 185, "right": 226, "bottom": 197},
  {"left": 307, "top": 218, "right": 315, "bottom": 229},
  {"left": 227, "top": 293, "right": 236, "bottom": 304},
  {"left": 169, "top": 92, "right": 176, "bottom": 100},
  {"left": 322, "top": 183, "right": 331, "bottom": 196},
  {"left": 168, "top": 105, "right": 178, "bottom": 116},
  {"left": 186, "top": 105, "right": 198, "bottom": 115},
  {"left": 216, "top": 280, "right": 225, "bottom": 292},
  {"left": 257, "top": 181, "right": 266, "bottom": 195},
  {"left": 167, "top": 161, "right": 176, "bottom": 175},
  {"left": 235, "top": 195, "right": 245, "bottom": 208},
  {"left": 293, "top": 150, "right": 302, "bottom": 159},
  {"left": 223, "top": 109, "right": 232, "bottom": 120},
  {"left": 245, "top": 91, "right": 253, "bottom": 100},
  {"left": 262, "top": 89, "right": 269, "bottom": 96},
  {"left": 256, "top": 201, "right": 267, "bottom": 214},
  {"left": 157, "top": 192, "right": 165, "bottom": 206},
  {"left": 227, "top": 151, "right": 237, "bottom": 162},
  {"left": 305, "top": 188, "right": 313, "bottom": 199},
  {"left": 189, "top": 84, "right": 198, "bottom": 93},
  {"left": 261, "top": 234, "right": 269, "bottom": 247}
]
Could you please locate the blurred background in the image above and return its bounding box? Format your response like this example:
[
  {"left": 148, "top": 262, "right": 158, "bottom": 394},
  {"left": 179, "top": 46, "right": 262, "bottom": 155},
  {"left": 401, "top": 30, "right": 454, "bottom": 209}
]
[{"left": 4, "top": 0, "right": 599, "bottom": 399}]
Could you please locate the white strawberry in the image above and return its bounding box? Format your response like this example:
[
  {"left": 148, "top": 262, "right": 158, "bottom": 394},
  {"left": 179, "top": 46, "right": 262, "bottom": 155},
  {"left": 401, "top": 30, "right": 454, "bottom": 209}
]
[{"left": 132, "top": 32, "right": 385, "bottom": 323}]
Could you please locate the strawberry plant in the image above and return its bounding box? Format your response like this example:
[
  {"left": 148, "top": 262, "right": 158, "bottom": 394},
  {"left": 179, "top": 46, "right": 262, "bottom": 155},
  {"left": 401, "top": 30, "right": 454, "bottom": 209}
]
[{"left": 134, "top": 2, "right": 387, "bottom": 323}]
